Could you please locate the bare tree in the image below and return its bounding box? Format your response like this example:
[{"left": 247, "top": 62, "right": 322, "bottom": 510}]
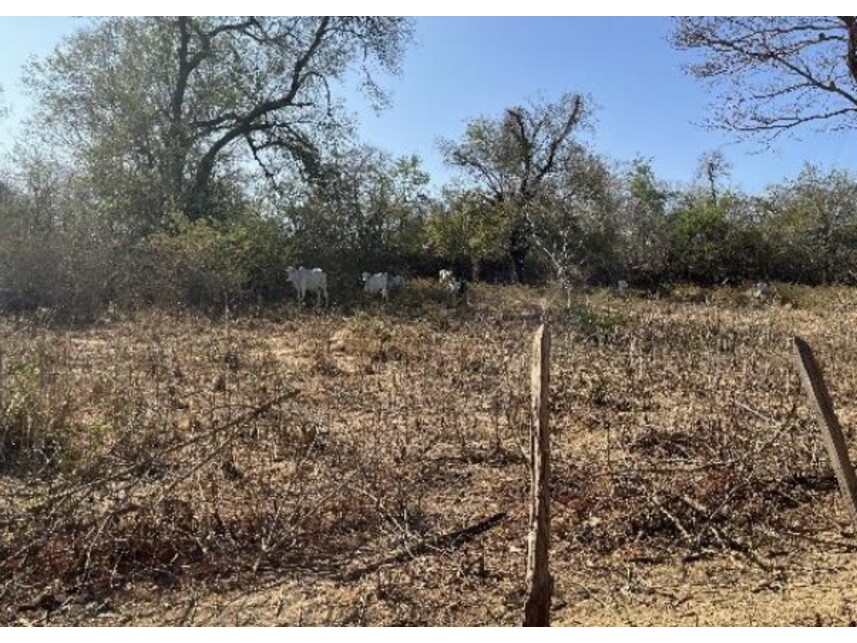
[
  {"left": 695, "top": 150, "right": 732, "bottom": 202},
  {"left": 672, "top": 17, "right": 857, "bottom": 141}
]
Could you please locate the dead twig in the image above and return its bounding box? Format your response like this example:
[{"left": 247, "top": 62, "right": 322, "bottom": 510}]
[{"left": 339, "top": 511, "right": 508, "bottom": 582}]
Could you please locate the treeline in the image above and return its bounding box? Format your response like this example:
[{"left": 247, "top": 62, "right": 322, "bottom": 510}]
[
  {"left": 3, "top": 151, "right": 856, "bottom": 319},
  {"left": 1, "top": 17, "right": 856, "bottom": 320}
]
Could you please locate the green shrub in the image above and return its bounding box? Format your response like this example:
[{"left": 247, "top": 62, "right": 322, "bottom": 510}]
[{"left": 142, "top": 215, "right": 295, "bottom": 312}]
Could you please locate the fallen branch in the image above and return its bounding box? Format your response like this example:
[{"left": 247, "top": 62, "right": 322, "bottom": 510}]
[
  {"left": 340, "top": 511, "right": 508, "bottom": 582},
  {"left": 709, "top": 525, "right": 772, "bottom": 571},
  {"left": 651, "top": 493, "right": 694, "bottom": 546}
]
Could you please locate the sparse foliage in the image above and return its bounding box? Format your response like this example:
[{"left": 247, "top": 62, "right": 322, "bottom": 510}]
[
  {"left": 0, "top": 154, "right": 125, "bottom": 318},
  {"left": 695, "top": 150, "right": 732, "bottom": 202},
  {"left": 673, "top": 17, "right": 857, "bottom": 141}
]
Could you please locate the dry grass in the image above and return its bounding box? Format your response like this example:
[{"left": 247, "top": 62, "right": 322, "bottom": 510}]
[{"left": 2, "top": 282, "right": 857, "bottom": 625}]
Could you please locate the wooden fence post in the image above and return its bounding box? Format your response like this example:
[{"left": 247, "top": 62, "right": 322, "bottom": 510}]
[
  {"left": 524, "top": 324, "right": 552, "bottom": 627},
  {"left": 793, "top": 336, "right": 857, "bottom": 524}
]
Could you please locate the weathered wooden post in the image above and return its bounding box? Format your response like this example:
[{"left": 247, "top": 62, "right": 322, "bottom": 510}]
[
  {"left": 524, "top": 324, "right": 552, "bottom": 627},
  {"left": 793, "top": 336, "right": 857, "bottom": 524}
]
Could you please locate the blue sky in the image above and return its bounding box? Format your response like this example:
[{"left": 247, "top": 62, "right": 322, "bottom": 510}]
[{"left": 2, "top": 16, "right": 855, "bottom": 195}]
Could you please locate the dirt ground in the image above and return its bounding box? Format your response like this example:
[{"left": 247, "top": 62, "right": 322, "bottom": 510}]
[{"left": 3, "top": 282, "right": 857, "bottom": 626}]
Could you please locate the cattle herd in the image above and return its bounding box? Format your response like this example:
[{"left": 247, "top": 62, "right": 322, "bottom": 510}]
[
  {"left": 285, "top": 266, "right": 467, "bottom": 306},
  {"left": 284, "top": 268, "right": 775, "bottom": 308}
]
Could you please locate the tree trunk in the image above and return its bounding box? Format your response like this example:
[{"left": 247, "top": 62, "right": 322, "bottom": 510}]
[{"left": 509, "top": 220, "right": 531, "bottom": 283}]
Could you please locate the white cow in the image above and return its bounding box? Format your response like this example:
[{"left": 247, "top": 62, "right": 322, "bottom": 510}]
[
  {"left": 389, "top": 275, "right": 406, "bottom": 289},
  {"left": 362, "top": 272, "right": 390, "bottom": 300},
  {"left": 439, "top": 269, "right": 466, "bottom": 297},
  {"left": 753, "top": 281, "right": 771, "bottom": 299},
  {"left": 446, "top": 277, "right": 467, "bottom": 296},
  {"left": 286, "top": 266, "right": 328, "bottom": 307},
  {"left": 617, "top": 280, "right": 629, "bottom": 294},
  {"left": 447, "top": 278, "right": 467, "bottom": 295}
]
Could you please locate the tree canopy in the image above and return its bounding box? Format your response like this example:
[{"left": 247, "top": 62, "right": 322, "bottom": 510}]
[
  {"left": 24, "top": 17, "right": 414, "bottom": 229},
  {"left": 440, "top": 93, "right": 589, "bottom": 280}
]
